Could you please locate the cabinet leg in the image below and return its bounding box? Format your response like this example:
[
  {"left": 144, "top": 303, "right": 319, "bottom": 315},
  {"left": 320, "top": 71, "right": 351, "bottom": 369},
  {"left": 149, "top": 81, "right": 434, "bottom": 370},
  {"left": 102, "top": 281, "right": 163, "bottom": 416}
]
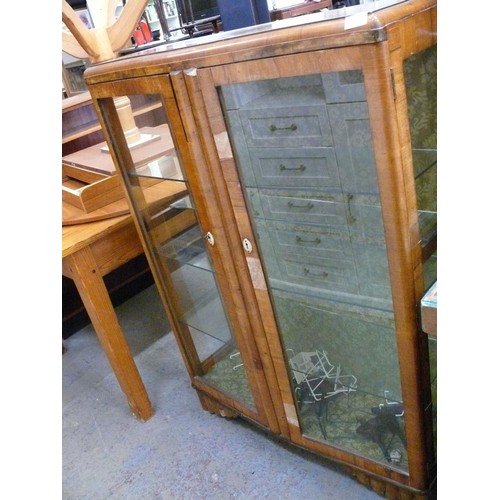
[{"left": 197, "top": 391, "right": 237, "bottom": 419}]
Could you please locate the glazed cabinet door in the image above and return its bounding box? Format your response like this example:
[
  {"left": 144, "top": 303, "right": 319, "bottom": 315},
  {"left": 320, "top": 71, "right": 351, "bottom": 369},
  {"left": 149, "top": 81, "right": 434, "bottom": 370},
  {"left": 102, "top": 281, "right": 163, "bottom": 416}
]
[
  {"left": 90, "top": 75, "right": 280, "bottom": 432},
  {"left": 188, "top": 43, "right": 435, "bottom": 486}
]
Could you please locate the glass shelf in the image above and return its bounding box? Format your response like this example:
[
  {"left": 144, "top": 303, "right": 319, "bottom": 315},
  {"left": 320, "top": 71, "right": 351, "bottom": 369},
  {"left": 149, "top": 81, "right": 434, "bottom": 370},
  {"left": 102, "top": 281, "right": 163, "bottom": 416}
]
[
  {"left": 146, "top": 193, "right": 195, "bottom": 226},
  {"left": 413, "top": 149, "right": 437, "bottom": 180},
  {"left": 170, "top": 195, "right": 194, "bottom": 210},
  {"left": 418, "top": 210, "right": 437, "bottom": 247},
  {"left": 131, "top": 155, "right": 185, "bottom": 180},
  {"left": 190, "top": 327, "right": 230, "bottom": 368},
  {"left": 158, "top": 225, "right": 213, "bottom": 271},
  {"left": 179, "top": 288, "right": 232, "bottom": 345}
]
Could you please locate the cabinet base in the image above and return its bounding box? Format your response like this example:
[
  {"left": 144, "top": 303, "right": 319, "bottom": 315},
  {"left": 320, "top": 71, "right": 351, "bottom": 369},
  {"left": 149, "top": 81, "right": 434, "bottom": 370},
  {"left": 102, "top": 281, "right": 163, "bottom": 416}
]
[
  {"left": 196, "top": 388, "right": 436, "bottom": 499},
  {"left": 343, "top": 466, "right": 436, "bottom": 500},
  {"left": 197, "top": 391, "right": 238, "bottom": 419}
]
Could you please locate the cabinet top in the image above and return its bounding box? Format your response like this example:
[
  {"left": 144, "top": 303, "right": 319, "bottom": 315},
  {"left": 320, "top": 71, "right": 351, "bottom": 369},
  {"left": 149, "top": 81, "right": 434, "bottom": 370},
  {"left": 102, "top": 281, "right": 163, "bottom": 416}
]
[{"left": 85, "top": 0, "right": 436, "bottom": 85}]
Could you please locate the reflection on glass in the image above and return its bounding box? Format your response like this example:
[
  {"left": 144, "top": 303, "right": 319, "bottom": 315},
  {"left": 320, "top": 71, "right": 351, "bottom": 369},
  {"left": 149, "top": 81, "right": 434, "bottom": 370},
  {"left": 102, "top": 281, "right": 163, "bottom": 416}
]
[
  {"left": 116, "top": 93, "right": 255, "bottom": 410},
  {"left": 219, "top": 72, "right": 407, "bottom": 470}
]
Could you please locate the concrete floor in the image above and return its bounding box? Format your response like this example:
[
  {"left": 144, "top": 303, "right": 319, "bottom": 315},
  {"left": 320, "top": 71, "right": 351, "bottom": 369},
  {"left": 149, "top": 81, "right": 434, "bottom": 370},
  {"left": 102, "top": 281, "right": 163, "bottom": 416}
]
[{"left": 62, "top": 284, "right": 383, "bottom": 499}]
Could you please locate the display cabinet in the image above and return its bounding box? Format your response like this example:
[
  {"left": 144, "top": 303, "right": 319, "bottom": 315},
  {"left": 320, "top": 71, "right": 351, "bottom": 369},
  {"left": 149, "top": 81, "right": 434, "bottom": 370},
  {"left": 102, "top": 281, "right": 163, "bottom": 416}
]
[{"left": 86, "top": 0, "right": 437, "bottom": 496}]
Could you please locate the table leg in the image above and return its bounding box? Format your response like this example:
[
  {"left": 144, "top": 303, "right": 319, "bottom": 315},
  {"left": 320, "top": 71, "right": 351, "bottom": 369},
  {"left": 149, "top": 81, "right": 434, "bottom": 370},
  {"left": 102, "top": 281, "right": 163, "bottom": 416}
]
[{"left": 63, "top": 246, "right": 154, "bottom": 421}]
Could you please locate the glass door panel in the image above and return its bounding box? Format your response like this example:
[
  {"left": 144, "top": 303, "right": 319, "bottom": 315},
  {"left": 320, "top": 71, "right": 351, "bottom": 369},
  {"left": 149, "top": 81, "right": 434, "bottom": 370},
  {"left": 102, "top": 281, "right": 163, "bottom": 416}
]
[
  {"left": 96, "top": 88, "right": 255, "bottom": 411},
  {"left": 217, "top": 71, "right": 408, "bottom": 470}
]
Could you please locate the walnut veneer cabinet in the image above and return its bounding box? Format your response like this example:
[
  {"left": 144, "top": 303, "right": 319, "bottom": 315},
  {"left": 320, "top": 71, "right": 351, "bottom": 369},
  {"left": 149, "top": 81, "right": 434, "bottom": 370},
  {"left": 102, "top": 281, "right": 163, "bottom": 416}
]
[{"left": 86, "top": 0, "right": 437, "bottom": 496}]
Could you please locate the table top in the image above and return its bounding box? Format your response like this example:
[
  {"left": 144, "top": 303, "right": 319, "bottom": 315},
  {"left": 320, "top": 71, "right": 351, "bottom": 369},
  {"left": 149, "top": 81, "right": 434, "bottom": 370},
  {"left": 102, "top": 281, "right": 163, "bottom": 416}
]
[{"left": 62, "top": 206, "right": 132, "bottom": 258}]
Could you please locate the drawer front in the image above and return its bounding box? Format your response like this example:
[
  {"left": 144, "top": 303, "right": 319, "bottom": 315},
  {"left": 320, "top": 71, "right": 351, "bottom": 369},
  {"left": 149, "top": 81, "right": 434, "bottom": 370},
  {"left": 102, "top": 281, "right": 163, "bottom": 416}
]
[
  {"left": 256, "top": 221, "right": 353, "bottom": 261},
  {"left": 239, "top": 105, "right": 333, "bottom": 148},
  {"left": 247, "top": 189, "right": 384, "bottom": 237},
  {"left": 275, "top": 254, "right": 359, "bottom": 295},
  {"left": 245, "top": 148, "right": 340, "bottom": 189},
  {"left": 247, "top": 189, "right": 348, "bottom": 227},
  {"left": 257, "top": 224, "right": 358, "bottom": 294},
  {"left": 255, "top": 221, "right": 391, "bottom": 302}
]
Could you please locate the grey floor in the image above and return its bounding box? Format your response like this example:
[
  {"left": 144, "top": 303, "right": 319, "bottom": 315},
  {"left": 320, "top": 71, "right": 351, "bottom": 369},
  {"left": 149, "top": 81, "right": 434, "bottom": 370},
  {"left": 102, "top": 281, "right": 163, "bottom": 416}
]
[{"left": 62, "top": 284, "right": 383, "bottom": 499}]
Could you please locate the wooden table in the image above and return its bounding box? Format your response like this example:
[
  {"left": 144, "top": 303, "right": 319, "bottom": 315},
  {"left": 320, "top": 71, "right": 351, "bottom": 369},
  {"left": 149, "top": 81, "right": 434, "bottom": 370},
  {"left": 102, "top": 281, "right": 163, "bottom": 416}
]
[
  {"left": 62, "top": 114, "right": 190, "bottom": 420},
  {"left": 62, "top": 208, "right": 155, "bottom": 420},
  {"left": 62, "top": 174, "right": 189, "bottom": 420}
]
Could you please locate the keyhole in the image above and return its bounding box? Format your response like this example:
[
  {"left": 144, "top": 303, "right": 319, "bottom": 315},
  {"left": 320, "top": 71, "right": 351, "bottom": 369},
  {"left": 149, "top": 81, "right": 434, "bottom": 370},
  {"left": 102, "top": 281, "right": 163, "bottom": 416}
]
[
  {"left": 242, "top": 238, "right": 253, "bottom": 253},
  {"left": 204, "top": 232, "right": 215, "bottom": 246}
]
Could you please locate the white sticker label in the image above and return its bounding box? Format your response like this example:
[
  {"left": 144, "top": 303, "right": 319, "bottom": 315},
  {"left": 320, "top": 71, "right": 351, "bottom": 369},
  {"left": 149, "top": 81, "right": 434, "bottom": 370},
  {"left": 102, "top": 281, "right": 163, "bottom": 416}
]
[
  {"left": 284, "top": 403, "right": 299, "bottom": 428},
  {"left": 344, "top": 11, "right": 368, "bottom": 30},
  {"left": 246, "top": 257, "right": 267, "bottom": 290}
]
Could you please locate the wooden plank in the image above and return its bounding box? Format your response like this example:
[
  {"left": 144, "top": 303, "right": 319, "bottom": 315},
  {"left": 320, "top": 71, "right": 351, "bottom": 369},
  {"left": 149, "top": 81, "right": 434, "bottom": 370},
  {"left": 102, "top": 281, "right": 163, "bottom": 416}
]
[
  {"left": 62, "top": 198, "right": 130, "bottom": 225},
  {"left": 62, "top": 173, "right": 124, "bottom": 213}
]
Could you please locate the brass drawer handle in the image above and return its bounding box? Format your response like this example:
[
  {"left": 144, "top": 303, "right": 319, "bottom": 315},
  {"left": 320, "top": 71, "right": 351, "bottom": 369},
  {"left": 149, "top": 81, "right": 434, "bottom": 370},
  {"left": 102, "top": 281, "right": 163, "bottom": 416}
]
[
  {"left": 270, "top": 123, "right": 297, "bottom": 132},
  {"left": 304, "top": 268, "right": 328, "bottom": 278},
  {"left": 296, "top": 236, "right": 321, "bottom": 245},
  {"left": 279, "top": 164, "right": 306, "bottom": 172},
  {"left": 288, "top": 201, "right": 314, "bottom": 210},
  {"left": 346, "top": 193, "right": 357, "bottom": 224}
]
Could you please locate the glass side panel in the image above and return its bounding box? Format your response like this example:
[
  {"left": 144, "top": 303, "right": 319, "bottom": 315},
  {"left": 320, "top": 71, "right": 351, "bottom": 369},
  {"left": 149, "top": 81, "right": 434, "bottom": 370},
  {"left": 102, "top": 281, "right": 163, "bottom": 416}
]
[
  {"left": 218, "top": 72, "right": 408, "bottom": 471},
  {"left": 404, "top": 45, "right": 437, "bottom": 458},
  {"left": 404, "top": 45, "right": 437, "bottom": 282},
  {"left": 102, "top": 92, "right": 254, "bottom": 410}
]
